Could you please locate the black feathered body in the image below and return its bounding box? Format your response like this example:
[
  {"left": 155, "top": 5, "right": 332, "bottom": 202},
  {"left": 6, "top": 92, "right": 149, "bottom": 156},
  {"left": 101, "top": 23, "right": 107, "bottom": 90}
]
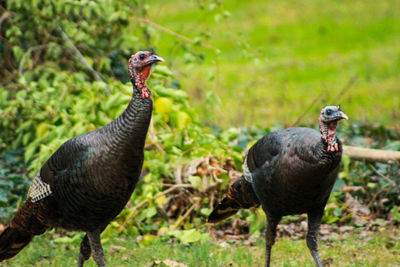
[
  {"left": 38, "top": 89, "right": 153, "bottom": 231},
  {"left": 247, "top": 127, "right": 342, "bottom": 216},
  {"left": 0, "top": 86, "right": 153, "bottom": 262},
  {"left": 208, "top": 127, "right": 342, "bottom": 223}
]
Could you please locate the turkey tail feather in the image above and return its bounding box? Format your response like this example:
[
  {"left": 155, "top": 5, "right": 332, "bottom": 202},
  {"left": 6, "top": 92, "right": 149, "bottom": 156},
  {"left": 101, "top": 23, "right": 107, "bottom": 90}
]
[
  {"left": 208, "top": 196, "right": 240, "bottom": 223},
  {"left": 208, "top": 176, "right": 260, "bottom": 223},
  {"left": 0, "top": 199, "right": 47, "bottom": 262},
  {"left": 0, "top": 226, "right": 32, "bottom": 261}
]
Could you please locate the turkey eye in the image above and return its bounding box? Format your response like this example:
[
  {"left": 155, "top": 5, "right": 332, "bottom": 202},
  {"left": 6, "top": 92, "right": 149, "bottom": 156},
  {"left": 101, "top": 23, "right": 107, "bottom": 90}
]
[
  {"left": 139, "top": 54, "right": 145, "bottom": 60},
  {"left": 325, "top": 109, "right": 332, "bottom": 115}
]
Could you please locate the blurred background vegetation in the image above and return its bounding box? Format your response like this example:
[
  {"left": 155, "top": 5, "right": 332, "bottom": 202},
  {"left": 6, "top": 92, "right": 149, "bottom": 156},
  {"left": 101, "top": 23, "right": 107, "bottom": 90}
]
[{"left": 0, "top": 0, "right": 399, "bottom": 265}]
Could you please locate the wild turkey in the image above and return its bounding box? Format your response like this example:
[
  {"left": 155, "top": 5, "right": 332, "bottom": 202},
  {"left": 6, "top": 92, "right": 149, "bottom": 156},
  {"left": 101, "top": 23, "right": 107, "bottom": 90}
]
[
  {"left": 0, "top": 50, "right": 164, "bottom": 267},
  {"left": 208, "top": 106, "right": 348, "bottom": 267}
]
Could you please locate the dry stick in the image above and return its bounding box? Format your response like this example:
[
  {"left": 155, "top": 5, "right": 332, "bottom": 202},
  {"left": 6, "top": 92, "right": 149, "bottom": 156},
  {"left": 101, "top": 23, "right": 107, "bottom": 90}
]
[
  {"left": 57, "top": 26, "right": 110, "bottom": 95},
  {"left": 343, "top": 145, "right": 400, "bottom": 164},
  {"left": 169, "top": 203, "right": 197, "bottom": 231},
  {"left": 368, "top": 163, "right": 396, "bottom": 186},
  {"left": 331, "top": 74, "right": 358, "bottom": 103},
  {"left": 118, "top": 183, "right": 193, "bottom": 232},
  {"left": 135, "top": 18, "right": 216, "bottom": 50},
  {"left": 175, "top": 165, "right": 183, "bottom": 185},
  {"left": 291, "top": 74, "right": 358, "bottom": 127},
  {"left": 0, "top": 11, "right": 10, "bottom": 30},
  {"left": 0, "top": 111, "right": 13, "bottom": 120},
  {"left": 290, "top": 93, "right": 323, "bottom": 127},
  {"left": 18, "top": 44, "right": 56, "bottom": 76},
  {"left": 148, "top": 119, "right": 166, "bottom": 154}
]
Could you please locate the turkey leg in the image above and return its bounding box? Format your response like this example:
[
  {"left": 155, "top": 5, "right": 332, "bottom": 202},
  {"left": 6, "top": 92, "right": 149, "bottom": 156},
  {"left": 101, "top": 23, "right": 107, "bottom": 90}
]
[
  {"left": 78, "top": 234, "right": 91, "bottom": 267},
  {"left": 307, "top": 208, "right": 324, "bottom": 267},
  {"left": 264, "top": 214, "right": 281, "bottom": 267},
  {"left": 87, "top": 229, "right": 106, "bottom": 267}
]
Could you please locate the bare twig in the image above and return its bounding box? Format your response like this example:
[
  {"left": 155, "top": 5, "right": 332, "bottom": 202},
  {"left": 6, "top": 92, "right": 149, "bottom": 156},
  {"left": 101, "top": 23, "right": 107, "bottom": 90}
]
[
  {"left": 331, "top": 74, "right": 358, "bottom": 103},
  {"left": 0, "top": 111, "right": 14, "bottom": 120},
  {"left": 152, "top": 183, "right": 185, "bottom": 187},
  {"left": 169, "top": 203, "right": 197, "bottom": 231},
  {"left": 118, "top": 183, "right": 193, "bottom": 232},
  {"left": 368, "top": 163, "right": 396, "bottom": 186},
  {"left": 58, "top": 84, "right": 67, "bottom": 103},
  {"left": 340, "top": 186, "right": 366, "bottom": 193},
  {"left": 175, "top": 165, "right": 183, "bottom": 184},
  {"left": 291, "top": 93, "right": 323, "bottom": 127},
  {"left": 57, "top": 26, "right": 110, "bottom": 95},
  {"left": 343, "top": 145, "right": 400, "bottom": 164},
  {"left": 208, "top": 165, "right": 227, "bottom": 173},
  {"left": 135, "top": 18, "right": 216, "bottom": 50},
  {"left": 291, "top": 74, "right": 358, "bottom": 127},
  {"left": 0, "top": 11, "right": 10, "bottom": 31},
  {"left": 18, "top": 44, "right": 56, "bottom": 76},
  {"left": 148, "top": 119, "right": 166, "bottom": 153}
]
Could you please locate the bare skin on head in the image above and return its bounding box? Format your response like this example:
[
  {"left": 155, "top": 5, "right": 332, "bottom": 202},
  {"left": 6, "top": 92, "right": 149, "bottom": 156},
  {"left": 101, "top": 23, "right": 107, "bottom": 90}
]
[
  {"left": 319, "top": 105, "right": 348, "bottom": 152},
  {"left": 128, "top": 50, "right": 164, "bottom": 99}
]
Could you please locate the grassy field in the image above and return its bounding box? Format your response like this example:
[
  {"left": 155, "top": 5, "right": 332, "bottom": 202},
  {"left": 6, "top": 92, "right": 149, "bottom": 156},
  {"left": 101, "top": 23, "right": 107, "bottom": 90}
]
[
  {"left": 2, "top": 228, "right": 400, "bottom": 267},
  {"left": 144, "top": 0, "right": 400, "bottom": 127}
]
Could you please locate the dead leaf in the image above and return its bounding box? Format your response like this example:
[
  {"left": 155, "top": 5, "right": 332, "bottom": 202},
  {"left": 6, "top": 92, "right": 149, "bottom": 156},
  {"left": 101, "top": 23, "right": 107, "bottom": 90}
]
[
  {"left": 322, "top": 257, "right": 333, "bottom": 266},
  {"left": 152, "top": 259, "right": 188, "bottom": 267}
]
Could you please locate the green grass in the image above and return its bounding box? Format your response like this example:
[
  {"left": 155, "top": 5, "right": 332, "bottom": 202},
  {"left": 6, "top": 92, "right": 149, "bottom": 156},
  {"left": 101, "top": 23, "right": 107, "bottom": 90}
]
[
  {"left": 144, "top": 0, "right": 400, "bottom": 127},
  {"left": 3, "top": 228, "right": 400, "bottom": 266}
]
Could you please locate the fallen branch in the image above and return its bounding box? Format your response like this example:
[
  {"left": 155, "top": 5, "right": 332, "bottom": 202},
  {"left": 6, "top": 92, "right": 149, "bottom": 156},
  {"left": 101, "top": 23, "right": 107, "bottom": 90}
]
[
  {"left": 57, "top": 26, "right": 110, "bottom": 95},
  {"left": 343, "top": 145, "right": 400, "bottom": 164},
  {"left": 118, "top": 183, "right": 193, "bottom": 232}
]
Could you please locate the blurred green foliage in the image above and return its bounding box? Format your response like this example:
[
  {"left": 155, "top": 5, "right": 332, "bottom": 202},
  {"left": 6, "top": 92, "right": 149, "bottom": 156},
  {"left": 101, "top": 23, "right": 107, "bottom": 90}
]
[
  {"left": 0, "top": 0, "right": 399, "bottom": 246},
  {"left": 149, "top": 0, "right": 400, "bottom": 127},
  {"left": 0, "top": 150, "right": 30, "bottom": 220}
]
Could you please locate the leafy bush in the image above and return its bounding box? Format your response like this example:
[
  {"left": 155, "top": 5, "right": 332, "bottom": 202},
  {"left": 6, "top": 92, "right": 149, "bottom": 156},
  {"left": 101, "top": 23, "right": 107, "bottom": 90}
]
[
  {"left": 2, "top": 0, "right": 144, "bottom": 82},
  {"left": 0, "top": 149, "right": 30, "bottom": 223}
]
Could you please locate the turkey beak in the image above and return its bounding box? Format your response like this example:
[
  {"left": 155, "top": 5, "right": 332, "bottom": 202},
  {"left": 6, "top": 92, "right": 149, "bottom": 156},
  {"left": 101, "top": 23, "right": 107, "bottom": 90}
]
[
  {"left": 146, "top": 55, "right": 164, "bottom": 65},
  {"left": 336, "top": 111, "right": 348, "bottom": 121}
]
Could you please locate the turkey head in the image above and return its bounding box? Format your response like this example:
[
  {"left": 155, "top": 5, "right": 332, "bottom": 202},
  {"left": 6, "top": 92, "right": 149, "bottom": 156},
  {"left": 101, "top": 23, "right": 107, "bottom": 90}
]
[
  {"left": 319, "top": 105, "right": 348, "bottom": 152},
  {"left": 129, "top": 50, "right": 164, "bottom": 99}
]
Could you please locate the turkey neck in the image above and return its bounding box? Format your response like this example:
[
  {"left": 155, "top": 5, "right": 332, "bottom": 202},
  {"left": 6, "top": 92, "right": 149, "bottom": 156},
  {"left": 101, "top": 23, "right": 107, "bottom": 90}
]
[
  {"left": 319, "top": 117, "right": 339, "bottom": 152},
  {"left": 107, "top": 75, "right": 153, "bottom": 151}
]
